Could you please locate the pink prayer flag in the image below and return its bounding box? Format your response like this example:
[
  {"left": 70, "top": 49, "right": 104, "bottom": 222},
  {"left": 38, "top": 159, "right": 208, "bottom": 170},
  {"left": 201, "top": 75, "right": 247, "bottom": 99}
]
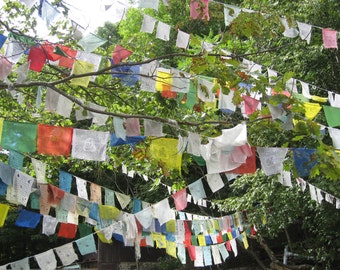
[
  {"left": 28, "top": 46, "right": 47, "bottom": 72},
  {"left": 112, "top": 45, "right": 133, "bottom": 64},
  {"left": 0, "top": 57, "right": 13, "bottom": 81},
  {"left": 242, "top": 95, "right": 260, "bottom": 115},
  {"left": 172, "top": 188, "right": 187, "bottom": 211},
  {"left": 190, "top": 0, "right": 210, "bottom": 21},
  {"left": 125, "top": 118, "right": 141, "bottom": 136},
  {"left": 322, "top": 28, "right": 338, "bottom": 49}
]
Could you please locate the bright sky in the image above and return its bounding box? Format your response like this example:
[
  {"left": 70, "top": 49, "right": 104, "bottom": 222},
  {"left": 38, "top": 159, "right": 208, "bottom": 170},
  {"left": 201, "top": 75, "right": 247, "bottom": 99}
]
[{"left": 0, "top": 0, "right": 134, "bottom": 39}]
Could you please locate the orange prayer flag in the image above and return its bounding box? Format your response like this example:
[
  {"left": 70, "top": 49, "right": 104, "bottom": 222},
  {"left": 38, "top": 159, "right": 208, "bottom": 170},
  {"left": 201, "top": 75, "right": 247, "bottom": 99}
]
[{"left": 37, "top": 124, "right": 73, "bottom": 156}]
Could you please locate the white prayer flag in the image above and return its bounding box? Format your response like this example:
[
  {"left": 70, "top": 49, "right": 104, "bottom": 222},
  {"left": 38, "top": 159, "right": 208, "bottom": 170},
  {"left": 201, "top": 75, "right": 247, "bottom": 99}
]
[
  {"left": 281, "top": 18, "right": 299, "bottom": 38},
  {"left": 188, "top": 179, "right": 207, "bottom": 203},
  {"left": 328, "top": 127, "right": 340, "bottom": 149},
  {"left": 10, "top": 257, "right": 30, "bottom": 270},
  {"left": 144, "top": 119, "right": 164, "bottom": 137},
  {"left": 187, "top": 132, "right": 201, "bottom": 156},
  {"left": 230, "top": 238, "right": 238, "bottom": 257},
  {"left": 42, "top": 215, "right": 58, "bottom": 236},
  {"left": 31, "top": 158, "right": 47, "bottom": 184},
  {"left": 54, "top": 242, "right": 78, "bottom": 266},
  {"left": 115, "top": 191, "right": 131, "bottom": 209},
  {"left": 45, "top": 88, "right": 73, "bottom": 118},
  {"left": 88, "top": 102, "right": 109, "bottom": 126},
  {"left": 278, "top": 171, "right": 292, "bottom": 187},
  {"left": 218, "top": 91, "right": 236, "bottom": 112},
  {"left": 176, "top": 30, "right": 190, "bottom": 49},
  {"left": 297, "top": 21, "right": 312, "bottom": 44},
  {"left": 206, "top": 173, "right": 225, "bottom": 193},
  {"left": 139, "top": 0, "right": 159, "bottom": 10},
  {"left": 211, "top": 245, "right": 222, "bottom": 265},
  {"left": 328, "top": 91, "right": 340, "bottom": 108},
  {"left": 257, "top": 147, "right": 288, "bottom": 175},
  {"left": 135, "top": 206, "right": 153, "bottom": 229},
  {"left": 141, "top": 14, "right": 157, "bottom": 33},
  {"left": 72, "top": 129, "right": 110, "bottom": 161},
  {"left": 309, "top": 184, "right": 318, "bottom": 202},
  {"left": 35, "top": 249, "right": 57, "bottom": 270},
  {"left": 76, "top": 177, "right": 88, "bottom": 200},
  {"left": 224, "top": 4, "right": 241, "bottom": 26},
  {"left": 300, "top": 81, "right": 312, "bottom": 99},
  {"left": 152, "top": 198, "right": 174, "bottom": 225},
  {"left": 156, "top": 21, "right": 171, "bottom": 41}
]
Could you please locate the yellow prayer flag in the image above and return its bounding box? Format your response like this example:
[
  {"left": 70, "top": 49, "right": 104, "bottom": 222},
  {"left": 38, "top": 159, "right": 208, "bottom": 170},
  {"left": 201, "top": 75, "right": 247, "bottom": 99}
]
[
  {"left": 311, "top": 95, "right": 328, "bottom": 103},
  {"left": 242, "top": 232, "right": 249, "bottom": 249},
  {"left": 304, "top": 102, "right": 321, "bottom": 120},
  {"left": 227, "top": 231, "right": 233, "bottom": 240},
  {"left": 197, "top": 234, "right": 206, "bottom": 246},
  {"left": 152, "top": 232, "right": 167, "bottom": 248},
  {"left": 71, "top": 59, "right": 95, "bottom": 87},
  {"left": 262, "top": 214, "right": 267, "bottom": 225},
  {"left": 95, "top": 226, "right": 112, "bottom": 244},
  {"left": 155, "top": 69, "right": 172, "bottom": 92},
  {"left": 0, "top": 118, "right": 3, "bottom": 145},
  {"left": 0, "top": 204, "right": 10, "bottom": 227},
  {"left": 98, "top": 205, "right": 121, "bottom": 220},
  {"left": 148, "top": 138, "right": 182, "bottom": 172},
  {"left": 166, "top": 220, "right": 176, "bottom": 233},
  {"left": 166, "top": 241, "right": 177, "bottom": 258}
]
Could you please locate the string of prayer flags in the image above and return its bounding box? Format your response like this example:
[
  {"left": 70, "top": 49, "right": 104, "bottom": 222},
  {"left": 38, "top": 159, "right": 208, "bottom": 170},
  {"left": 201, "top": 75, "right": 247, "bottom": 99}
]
[
  {"left": 78, "top": 33, "right": 107, "bottom": 53},
  {"left": 190, "top": 0, "right": 210, "bottom": 21},
  {"left": 71, "top": 129, "right": 110, "bottom": 161},
  {"left": 172, "top": 188, "right": 188, "bottom": 211},
  {"left": 141, "top": 14, "right": 157, "bottom": 33},
  {"left": 2, "top": 121, "right": 37, "bottom": 153},
  {"left": 54, "top": 242, "right": 78, "bottom": 267},
  {"left": 112, "top": 45, "right": 133, "bottom": 64},
  {"left": 292, "top": 148, "right": 317, "bottom": 177},
  {"left": 37, "top": 124, "right": 73, "bottom": 156},
  {"left": 15, "top": 209, "right": 42, "bottom": 229},
  {"left": 0, "top": 204, "right": 10, "bottom": 227},
  {"left": 323, "top": 105, "right": 340, "bottom": 127},
  {"left": 297, "top": 22, "right": 312, "bottom": 44},
  {"left": 0, "top": 57, "right": 13, "bottom": 81},
  {"left": 156, "top": 21, "right": 171, "bottom": 41},
  {"left": 257, "top": 147, "right": 288, "bottom": 176},
  {"left": 322, "top": 28, "right": 338, "bottom": 49},
  {"left": 148, "top": 138, "right": 182, "bottom": 171}
]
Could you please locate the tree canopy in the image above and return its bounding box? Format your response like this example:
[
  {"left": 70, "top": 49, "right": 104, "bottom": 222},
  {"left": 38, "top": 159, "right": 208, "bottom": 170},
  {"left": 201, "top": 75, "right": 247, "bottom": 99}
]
[{"left": 1, "top": 0, "right": 340, "bottom": 269}]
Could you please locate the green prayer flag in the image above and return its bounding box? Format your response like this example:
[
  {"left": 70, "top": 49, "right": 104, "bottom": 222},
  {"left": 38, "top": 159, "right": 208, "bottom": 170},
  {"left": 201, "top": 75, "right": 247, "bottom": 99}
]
[
  {"left": 323, "top": 105, "right": 340, "bottom": 127},
  {"left": 2, "top": 121, "right": 37, "bottom": 153}
]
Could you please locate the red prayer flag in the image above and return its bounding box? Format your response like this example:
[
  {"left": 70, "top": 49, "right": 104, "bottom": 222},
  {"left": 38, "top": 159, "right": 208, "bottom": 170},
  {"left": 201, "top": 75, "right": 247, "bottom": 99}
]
[
  {"left": 37, "top": 124, "right": 73, "bottom": 156},
  {"left": 190, "top": 0, "right": 210, "bottom": 21},
  {"left": 226, "top": 241, "right": 232, "bottom": 251},
  {"left": 28, "top": 46, "right": 47, "bottom": 72},
  {"left": 171, "top": 188, "right": 187, "bottom": 211},
  {"left": 47, "top": 184, "right": 65, "bottom": 205},
  {"left": 112, "top": 45, "right": 132, "bottom": 64},
  {"left": 187, "top": 245, "right": 196, "bottom": 261},
  {"left": 58, "top": 223, "right": 78, "bottom": 239},
  {"left": 58, "top": 46, "right": 77, "bottom": 68},
  {"left": 41, "top": 43, "right": 62, "bottom": 61},
  {"left": 228, "top": 147, "right": 256, "bottom": 174},
  {"left": 242, "top": 95, "right": 260, "bottom": 115}
]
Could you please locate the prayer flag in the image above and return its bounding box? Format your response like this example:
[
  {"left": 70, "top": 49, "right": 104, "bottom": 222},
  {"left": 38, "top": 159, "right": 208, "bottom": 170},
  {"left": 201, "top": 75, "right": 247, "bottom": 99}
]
[
  {"left": 322, "top": 28, "right": 338, "bottom": 49},
  {"left": 78, "top": 33, "right": 107, "bottom": 53},
  {"left": 10, "top": 170, "right": 35, "bottom": 206},
  {"left": 194, "top": 246, "right": 204, "bottom": 267},
  {"left": 203, "top": 246, "right": 212, "bottom": 266},
  {"left": 2, "top": 121, "right": 37, "bottom": 153},
  {"left": 72, "top": 129, "right": 110, "bottom": 161},
  {"left": 0, "top": 162, "right": 15, "bottom": 186},
  {"left": 135, "top": 206, "right": 153, "bottom": 229},
  {"left": 172, "top": 188, "right": 187, "bottom": 211},
  {"left": 242, "top": 95, "right": 260, "bottom": 115},
  {"left": 98, "top": 205, "right": 121, "bottom": 220},
  {"left": 28, "top": 46, "right": 46, "bottom": 72},
  {"left": 141, "top": 14, "right": 157, "bottom": 33},
  {"left": 115, "top": 191, "right": 131, "bottom": 209},
  {"left": 10, "top": 258, "right": 30, "bottom": 270},
  {"left": 188, "top": 179, "right": 207, "bottom": 203},
  {"left": 0, "top": 57, "right": 13, "bottom": 81},
  {"left": 112, "top": 45, "right": 132, "bottom": 64},
  {"left": 90, "top": 182, "right": 102, "bottom": 204},
  {"left": 281, "top": 18, "right": 299, "bottom": 38},
  {"left": 257, "top": 147, "right": 288, "bottom": 176},
  {"left": 104, "top": 188, "right": 115, "bottom": 206},
  {"left": 156, "top": 21, "right": 171, "bottom": 41},
  {"left": 39, "top": 0, "right": 60, "bottom": 27},
  {"left": 149, "top": 138, "right": 182, "bottom": 171},
  {"left": 224, "top": 4, "right": 241, "bottom": 26},
  {"left": 153, "top": 198, "right": 174, "bottom": 225},
  {"left": 144, "top": 119, "right": 164, "bottom": 137},
  {"left": 292, "top": 148, "right": 318, "bottom": 177},
  {"left": 58, "top": 222, "right": 78, "bottom": 239},
  {"left": 297, "top": 21, "right": 312, "bottom": 44},
  {"left": 190, "top": 0, "right": 210, "bottom": 21},
  {"left": 35, "top": 249, "right": 57, "bottom": 270},
  {"left": 15, "top": 209, "right": 41, "bottom": 228},
  {"left": 166, "top": 241, "right": 177, "bottom": 258},
  {"left": 42, "top": 215, "right": 58, "bottom": 236},
  {"left": 54, "top": 242, "right": 78, "bottom": 266},
  {"left": 176, "top": 30, "right": 190, "bottom": 49},
  {"left": 323, "top": 105, "right": 340, "bottom": 127},
  {"left": 139, "top": 0, "right": 159, "bottom": 10},
  {"left": 206, "top": 173, "right": 224, "bottom": 193},
  {"left": 37, "top": 124, "right": 73, "bottom": 156},
  {"left": 75, "top": 234, "right": 97, "bottom": 256},
  {"left": 328, "top": 127, "right": 340, "bottom": 149},
  {"left": 0, "top": 204, "right": 10, "bottom": 227},
  {"left": 76, "top": 177, "right": 88, "bottom": 200},
  {"left": 304, "top": 102, "right": 321, "bottom": 120},
  {"left": 70, "top": 59, "right": 95, "bottom": 87},
  {"left": 0, "top": 34, "right": 7, "bottom": 49}
]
